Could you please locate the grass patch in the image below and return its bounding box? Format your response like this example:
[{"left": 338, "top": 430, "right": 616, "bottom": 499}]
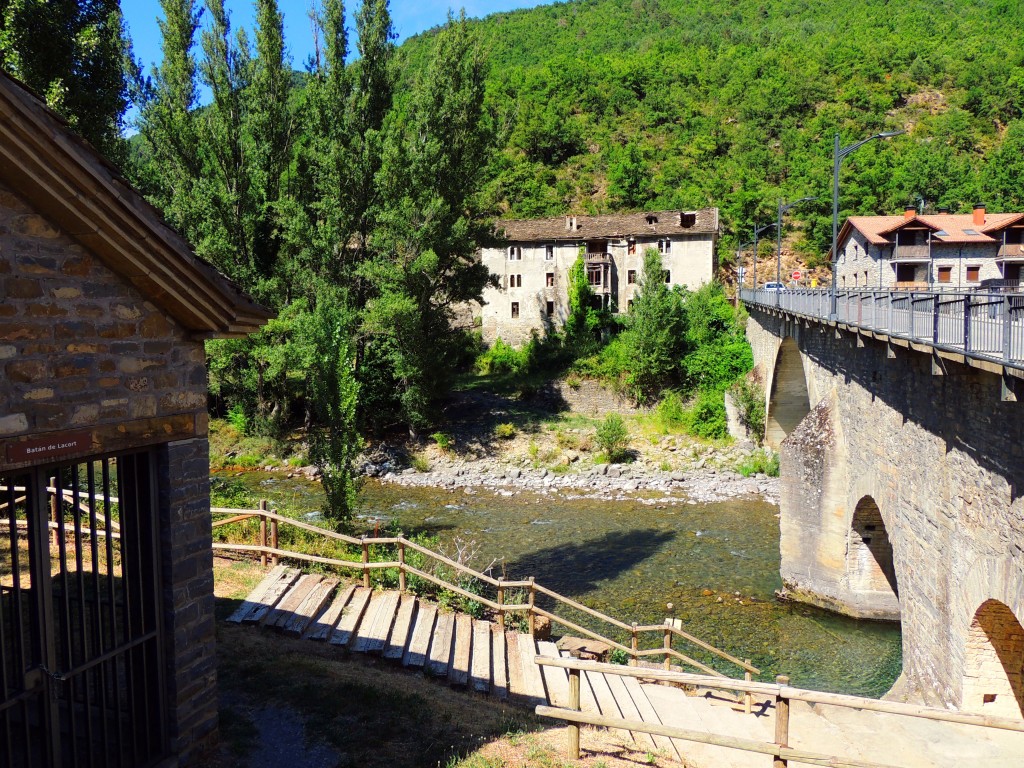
[{"left": 736, "top": 449, "right": 780, "bottom": 477}]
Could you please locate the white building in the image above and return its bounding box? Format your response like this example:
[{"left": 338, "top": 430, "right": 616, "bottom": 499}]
[
  {"left": 480, "top": 208, "right": 719, "bottom": 345},
  {"left": 833, "top": 205, "right": 1024, "bottom": 290}
]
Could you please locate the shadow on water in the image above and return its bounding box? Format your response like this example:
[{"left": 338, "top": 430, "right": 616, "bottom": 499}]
[{"left": 503, "top": 528, "right": 675, "bottom": 595}]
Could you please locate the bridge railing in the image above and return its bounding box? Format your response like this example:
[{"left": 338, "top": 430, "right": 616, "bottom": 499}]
[
  {"left": 740, "top": 288, "right": 1024, "bottom": 371},
  {"left": 211, "top": 505, "right": 761, "bottom": 682},
  {"left": 535, "top": 657, "right": 1024, "bottom": 766}
]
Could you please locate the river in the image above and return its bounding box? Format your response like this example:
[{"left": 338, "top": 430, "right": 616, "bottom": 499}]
[{"left": 214, "top": 471, "right": 902, "bottom": 697}]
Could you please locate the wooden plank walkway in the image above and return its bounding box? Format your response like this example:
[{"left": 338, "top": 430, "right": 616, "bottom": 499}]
[{"left": 230, "top": 567, "right": 716, "bottom": 761}]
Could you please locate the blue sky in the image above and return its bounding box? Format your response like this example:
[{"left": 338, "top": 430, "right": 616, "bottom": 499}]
[{"left": 124, "top": 0, "right": 541, "bottom": 76}]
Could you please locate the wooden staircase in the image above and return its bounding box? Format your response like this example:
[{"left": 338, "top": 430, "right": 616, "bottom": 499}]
[{"left": 228, "top": 565, "right": 695, "bottom": 761}]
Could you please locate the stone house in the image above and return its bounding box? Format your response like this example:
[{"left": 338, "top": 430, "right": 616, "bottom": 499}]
[
  {"left": 0, "top": 71, "right": 271, "bottom": 766},
  {"left": 833, "top": 205, "right": 1024, "bottom": 290},
  {"left": 479, "top": 208, "right": 719, "bottom": 346}
]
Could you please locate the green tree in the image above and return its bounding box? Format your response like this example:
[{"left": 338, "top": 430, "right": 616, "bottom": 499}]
[
  {"left": 0, "top": 0, "right": 132, "bottom": 164},
  {"left": 620, "top": 248, "right": 687, "bottom": 403},
  {"left": 608, "top": 140, "right": 649, "bottom": 209},
  {"left": 361, "top": 12, "right": 493, "bottom": 431}
]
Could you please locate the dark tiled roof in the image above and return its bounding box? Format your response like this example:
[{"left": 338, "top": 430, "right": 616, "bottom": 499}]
[{"left": 495, "top": 208, "right": 718, "bottom": 242}]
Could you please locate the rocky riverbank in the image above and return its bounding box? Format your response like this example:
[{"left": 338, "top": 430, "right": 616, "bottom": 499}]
[{"left": 380, "top": 459, "right": 778, "bottom": 505}]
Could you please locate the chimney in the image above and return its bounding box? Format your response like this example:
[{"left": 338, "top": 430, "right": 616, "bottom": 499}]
[
  {"left": 565, "top": 216, "right": 572, "bottom": 231},
  {"left": 572, "top": 216, "right": 578, "bottom": 230},
  {"left": 904, "top": 205, "right": 915, "bottom": 219},
  {"left": 973, "top": 203, "right": 986, "bottom": 226}
]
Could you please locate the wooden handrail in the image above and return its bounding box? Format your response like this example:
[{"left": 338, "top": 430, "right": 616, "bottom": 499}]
[
  {"left": 534, "top": 657, "right": 1024, "bottom": 733},
  {"left": 211, "top": 503, "right": 760, "bottom": 677},
  {"left": 535, "top": 704, "right": 899, "bottom": 768}
]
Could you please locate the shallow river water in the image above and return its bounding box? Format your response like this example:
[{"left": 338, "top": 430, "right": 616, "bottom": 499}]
[{"left": 217, "top": 472, "right": 902, "bottom": 697}]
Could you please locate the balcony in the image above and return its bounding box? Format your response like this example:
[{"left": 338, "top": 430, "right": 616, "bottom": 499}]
[
  {"left": 891, "top": 243, "right": 930, "bottom": 262},
  {"left": 997, "top": 242, "right": 1024, "bottom": 261},
  {"left": 584, "top": 251, "right": 613, "bottom": 263}
]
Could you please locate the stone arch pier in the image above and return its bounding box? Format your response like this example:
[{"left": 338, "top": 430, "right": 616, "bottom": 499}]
[
  {"left": 765, "top": 336, "right": 811, "bottom": 449},
  {"left": 745, "top": 307, "right": 1024, "bottom": 711}
]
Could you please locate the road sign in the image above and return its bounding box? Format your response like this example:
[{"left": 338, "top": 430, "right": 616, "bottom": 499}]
[{"left": 792, "top": 270, "right": 802, "bottom": 280}]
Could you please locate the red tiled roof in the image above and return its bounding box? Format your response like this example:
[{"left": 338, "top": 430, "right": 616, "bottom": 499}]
[
  {"left": 495, "top": 208, "right": 718, "bottom": 242},
  {"left": 850, "top": 212, "right": 1024, "bottom": 245}
]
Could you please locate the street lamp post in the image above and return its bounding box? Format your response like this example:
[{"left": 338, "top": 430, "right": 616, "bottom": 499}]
[
  {"left": 752, "top": 222, "right": 775, "bottom": 291},
  {"left": 777, "top": 197, "right": 817, "bottom": 303},
  {"left": 830, "top": 130, "right": 906, "bottom": 319}
]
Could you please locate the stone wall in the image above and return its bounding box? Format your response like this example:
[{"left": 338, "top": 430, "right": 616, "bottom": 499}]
[
  {"left": 549, "top": 378, "right": 640, "bottom": 416},
  {"left": 0, "top": 181, "right": 207, "bottom": 439},
  {"left": 0, "top": 181, "right": 218, "bottom": 762},
  {"left": 746, "top": 306, "right": 1024, "bottom": 710},
  {"left": 158, "top": 438, "right": 219, "bottom": 763}
]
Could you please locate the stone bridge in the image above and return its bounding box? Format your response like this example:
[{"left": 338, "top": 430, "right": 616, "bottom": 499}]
[{"left": 742, "top": 291, "right": 1024, "bottom": 720}]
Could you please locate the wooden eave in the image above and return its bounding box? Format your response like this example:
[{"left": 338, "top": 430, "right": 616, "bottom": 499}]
[{"left": 0, "top": 74, "right": 272, "bottom": 337}]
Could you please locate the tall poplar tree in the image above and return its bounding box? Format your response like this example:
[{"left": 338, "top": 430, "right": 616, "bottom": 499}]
[{"left": 361, "top": 12, "right": 494, "bottom": 430}]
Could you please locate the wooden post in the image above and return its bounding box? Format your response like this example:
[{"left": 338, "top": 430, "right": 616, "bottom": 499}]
[
  {"left": 496, "top": 579, "right": 505, "bottom": 631},
  {"left": 362, "top": 536, "right": 370, "bottom": 588},
  {"left": 568, "top": 667, "right": 581, "bottom": 759},
  {"left": 527, "top": 577, "right": 536, "bottom": 638},
  {"left": 398, "top": 538, "right": 407, "bottom": 593},
  {"left": 259, "top": 500, "right": 268, "bottom": 567},
  {"left": 744, "top": 661, "right": 753, "bottom": 715},
  {"left": 270, "top": 510, "right": 279, "bottom": 567},
  {"left": 49, "top": 476, "right": 58, "bottom": 548},
  {"left": 774, "top": 675, "right": 790, "bottom": 768},
  {"left": 663, "top": 624, "right": 672, "bottom": 670},
  {"left": 630, "top": 623, "right": 638, "bottom": 666}
]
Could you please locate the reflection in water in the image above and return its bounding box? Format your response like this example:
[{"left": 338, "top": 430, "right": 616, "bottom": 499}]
[{"left": 215, "top": 472, "right": 902, "bottom": 697}]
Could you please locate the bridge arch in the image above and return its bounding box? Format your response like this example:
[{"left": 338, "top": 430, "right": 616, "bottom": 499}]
[
  {"left": 962, "top": 600, "right": 1024, "bottom": 718},
  {"left": 846, "top": 496, "right": 899, "bottom": 600},
  {"left": 765, "top": 336, "right": 810, "bottom": 449}
]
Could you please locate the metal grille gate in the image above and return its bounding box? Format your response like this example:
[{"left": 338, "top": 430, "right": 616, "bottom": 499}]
[{"left": 1, "top": 449, "right": 168, "bottom": 768}]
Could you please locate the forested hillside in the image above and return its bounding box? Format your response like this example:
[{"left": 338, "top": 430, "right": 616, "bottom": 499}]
[{"left": 401, "top": 0, "right": 1024, "bottom": 260}]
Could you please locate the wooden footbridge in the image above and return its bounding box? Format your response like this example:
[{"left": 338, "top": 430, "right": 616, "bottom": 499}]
[{"left": 216, "top": 507, "right": 1024, "bottom": 768}]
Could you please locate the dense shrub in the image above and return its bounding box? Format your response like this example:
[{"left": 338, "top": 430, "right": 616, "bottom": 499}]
[
  {"left": 683, "top": 390, "right": 728, "bottom": 439},
  {"left": 595, "top": 413, "right": 630, "bottom": 462}
]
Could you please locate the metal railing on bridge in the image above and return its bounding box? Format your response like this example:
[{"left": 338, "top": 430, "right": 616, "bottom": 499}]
[{"left": 739, "top": 288, "right": 1024, "bottom": 372}]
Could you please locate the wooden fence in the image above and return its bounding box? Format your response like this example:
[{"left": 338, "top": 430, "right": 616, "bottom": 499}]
[
  {"left": 211, "top": 504, "right": 760, "bottom": 683},
  {"left": 534, "top": 657, "right": 1024, "bottom": 768}
]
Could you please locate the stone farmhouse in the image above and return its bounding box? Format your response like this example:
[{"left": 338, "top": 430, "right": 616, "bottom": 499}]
[
  {"left": 479, "top": 208, "right": 719, "bottom": 345},
  {"left": 833, "top": 205, "right": 1024, "bottom": 290},
  {"left": 0, "top": 70, "right": 270, "bottom": 767}
]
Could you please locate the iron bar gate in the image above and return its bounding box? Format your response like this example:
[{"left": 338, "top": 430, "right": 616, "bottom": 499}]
[{"left": 0, "top": 449, "right": 168, "bottom": 768}]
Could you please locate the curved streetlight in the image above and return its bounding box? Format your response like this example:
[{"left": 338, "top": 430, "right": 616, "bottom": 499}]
[
  {"left": 830, "top": 130, "right": 906, "bottom": 318},
  {"left": 777, "top": 197, "right": 817, "bottom": 297},
  {"left": 751, "top": 222, "right": 776, "bottom": 290}
]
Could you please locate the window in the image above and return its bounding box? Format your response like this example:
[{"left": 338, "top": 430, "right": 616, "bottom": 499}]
[
  {"left": 545, "top": 244, "right": 554, "bottom": 260},
  {"left": 658, "top": 239, "right": 671, "bottom": 254},
  {"left": 546, "top": 301, "right": 554, "bottom": 316},
  {"left": 963, "top": 229, "right": 979, "bottom": 237},
  {"left": 511, "top": 302, "right": 519, "bottom": 319},
  {"left": 663, "top": 270, "right": 671, "bottom": 284},
  {"left": 628, "top": 240, "right": 636, "bottom": 254},
  {"left": 646, "top": 214, "right": 659, "bottom": 225},
  {"left": 937, "top": 266, "right": 952, "bottom": 283},
  {"left": 507, "top": 246, "right": 521, "bottom": 260},
  {"left": 546, "top": 272, "right": 554, "bottom": 287},
  {"left": 509, "top": 274, "right": 522, "bottom": 288},
  {"left": 967, "top": 265, "right": 980, "bottom": 282},
  {"left": 627, "top": 270, "right": 637, "bottom": 284}
]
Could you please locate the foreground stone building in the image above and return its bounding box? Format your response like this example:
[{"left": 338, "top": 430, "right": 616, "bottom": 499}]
[
  {"left": 479, "top": 209, "right": 719, "bottom": 345},
  {"left": 0, "top": 71, "right": 270, "bottom": 766},
  {"left": 833, "top": 205, "right": 1024, "bottom": 289}
]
